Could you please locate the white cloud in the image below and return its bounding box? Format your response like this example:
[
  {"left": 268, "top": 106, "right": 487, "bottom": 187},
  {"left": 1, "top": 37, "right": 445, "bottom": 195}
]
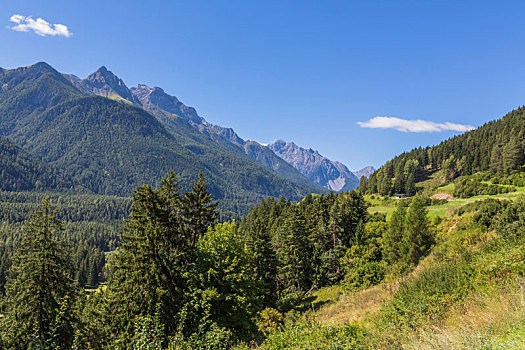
[
  {"left": 8, "top": 14, "right": 72, "bottom": 37},
  {"left": 357, "top": 116, "right": 474, "bottom": 133}
]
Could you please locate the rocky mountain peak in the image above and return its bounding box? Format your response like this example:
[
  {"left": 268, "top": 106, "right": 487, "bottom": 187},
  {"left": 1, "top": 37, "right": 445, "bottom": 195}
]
[
  {"left": 353, "top": 166, "right": 376, "bottom": 179},
  {"left": 81, "top": 66, "right": 141, "bottom": 105},
  {"left": 130, "top": 84, "right": 203, "bottom": 124},
  {"left": 268, "top": 140, "right": 359, "bottom": 192}
]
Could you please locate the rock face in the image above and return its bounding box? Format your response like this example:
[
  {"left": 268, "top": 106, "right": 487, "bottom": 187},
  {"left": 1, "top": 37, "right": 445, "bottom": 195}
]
[
  {"left": 131, "top": 84, "right": 204, "bottom": 125},
  {"left": 243, "top": 141, "right": 314, "bottom": 186},
  {"left": 353, "top": 166, "right": 376, "bottom": 179},
  {"left": 130, "top": 84, "right": 247, "bottom": 148},
  {"left": 81, "top": 66, "right": 141, "bottom": 105},
  {"left": 268, "top": 140, "right": 360, "bottom": 192}
]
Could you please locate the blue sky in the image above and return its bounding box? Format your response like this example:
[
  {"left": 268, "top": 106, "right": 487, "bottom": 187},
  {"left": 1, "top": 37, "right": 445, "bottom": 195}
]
[{"left": 1, "top": 1, "right": 525, "bottom": 170}]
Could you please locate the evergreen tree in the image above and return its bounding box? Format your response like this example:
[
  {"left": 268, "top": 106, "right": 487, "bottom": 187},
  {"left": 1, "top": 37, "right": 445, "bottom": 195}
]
[
  {"left": 442, "top": 155, "right": 456, "bottom": 182},
  {"left": 182, "top": 172, "right": 218, "bottom": 246},
  {"left": 106, "top": 171, "right": 188, "bottom": 343},
  {"left": 490, "top": 144, "right": 503, "bottom": 175},
  {"left": 405, "top": 173, "right": 416, "bottom": 196},
  {"left": 275, "top": 206, "right": 310, "bottom": 296},
  {"left": 358, "top": 176, "right": 367, "bottom": 193},
  {"left": 329, "top": 191, "right": 368, "bottom": 248},
  {"left": 0, "top": 198, "right": 76, "bottom": 349},
  {"left": 244, "top": 217, "right": 278, "bottom": 306},
  {"left": 403, "top": 196, "right": 433, "bottom": 267},
  {"left": 382, "top": 201, "right": 407, "bottom": 266},
  {"left": 503, "top": 137, "right": 523, "bottom": 175}
]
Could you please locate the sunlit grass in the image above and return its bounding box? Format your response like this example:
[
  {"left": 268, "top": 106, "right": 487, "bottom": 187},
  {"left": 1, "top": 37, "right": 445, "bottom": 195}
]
[{"left": 366, "top": 182, "right": 525, "bottom": 221}]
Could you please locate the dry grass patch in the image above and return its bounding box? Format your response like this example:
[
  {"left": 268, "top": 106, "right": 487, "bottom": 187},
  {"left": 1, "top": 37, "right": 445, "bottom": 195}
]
[
  {"left": 402, "top": 280, "right": 525, "bottom": 349},
  {"left": 314, "top": 283, "right": 394, "bottom": 327}
]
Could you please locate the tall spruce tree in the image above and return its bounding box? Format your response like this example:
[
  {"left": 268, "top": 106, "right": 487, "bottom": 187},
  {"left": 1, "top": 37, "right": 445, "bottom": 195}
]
[
  {"left": 106, "top": 171, "right": 188, "bottom": 343},
  {"left": 244, "top": 217, "right": 278, "bottom": 306},
  {"left": 181, "top": 172, "right": 218, "bottom": 246},
  {"left": 382, "top": 201, "right": 407, "bottom": 266},
  {"left": 403, "top": 195, "right": 433, "bottom": 267},
  {"left": 0, "top": 198, "right": 76, "bottom": 349},
  {"left": 275, "top": 205, "right": 310, "bottom": 296}
]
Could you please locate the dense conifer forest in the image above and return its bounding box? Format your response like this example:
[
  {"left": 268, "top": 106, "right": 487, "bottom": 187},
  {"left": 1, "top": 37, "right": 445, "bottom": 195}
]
[
  {"left": 0, "top": 170, "right": 438, "bottom": 349},
  {"left": 360, "top": 107, "right": 525, "bottom": 196}
]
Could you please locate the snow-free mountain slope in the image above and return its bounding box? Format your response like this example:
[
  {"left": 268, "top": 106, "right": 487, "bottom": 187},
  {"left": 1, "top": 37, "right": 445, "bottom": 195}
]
[
  {"left": 0, "top": 62, "right": 325, "bottom": 215},
  {"left": 268, "top": 139, "right": 360, "bottom": 191},
  {"left": 354, "top": 166, "right": 375, "bottom": 179},
  {"left": 81, "top": 66, "right": 141, "bottom": 105}
]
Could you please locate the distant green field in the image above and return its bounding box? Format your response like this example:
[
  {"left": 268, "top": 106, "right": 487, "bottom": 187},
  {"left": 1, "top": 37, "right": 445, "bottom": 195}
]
[{"left": 366, "top": 185, "right": 525, "bottom": 220}]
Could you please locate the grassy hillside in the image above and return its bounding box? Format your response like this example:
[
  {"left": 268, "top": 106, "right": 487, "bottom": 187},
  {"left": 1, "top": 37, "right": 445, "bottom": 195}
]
[
  {"left": 253, "top": 192, "right": 525, "bottom": 349},
  {"left": 368, "top": 172, "right": 525, "bottom": 220}
]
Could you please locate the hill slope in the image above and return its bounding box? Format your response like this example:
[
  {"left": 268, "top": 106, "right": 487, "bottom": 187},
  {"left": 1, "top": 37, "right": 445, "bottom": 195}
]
[
  {"left": 363, "top": 107, "right": 525, "bottom": 196},
  {"left": 0, "top": 136, "right": 73, "bottom": 192}
]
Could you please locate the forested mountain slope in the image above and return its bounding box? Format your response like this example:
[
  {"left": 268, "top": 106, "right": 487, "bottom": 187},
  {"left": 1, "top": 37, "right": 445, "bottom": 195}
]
[
  {"left": 0, "top": 62, "right": 85, "bottom": 134},
  {"left": 0, "top": 62, "right": 324, "bottom": 215},
  {"left": 0, "top": 136, "right": 73, "bottom": 192},
  {"left": 80, "top": 66, "right": 324, "bottom": 194},
  {"left": 362, "top": 107, "right": 525, "bottom": 195}
]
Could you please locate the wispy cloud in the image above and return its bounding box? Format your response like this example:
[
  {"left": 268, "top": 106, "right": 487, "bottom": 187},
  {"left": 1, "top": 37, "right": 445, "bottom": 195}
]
[
  {"left": 8, "top": 14, "right": 72, "bottom": 37},
  {"left": 357, "top": 116, "right": 474, "bottom": 133}
]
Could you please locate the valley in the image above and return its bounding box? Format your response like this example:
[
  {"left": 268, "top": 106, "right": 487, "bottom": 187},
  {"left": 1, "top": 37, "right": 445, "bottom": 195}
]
[{"left": 1, "top": 64, "right": 525, "bottom": 349}]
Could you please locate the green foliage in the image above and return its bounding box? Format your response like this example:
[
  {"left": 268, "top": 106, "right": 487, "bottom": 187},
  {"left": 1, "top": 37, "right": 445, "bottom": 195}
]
[
  {"left": 0, "top": 198, "right": 77, "bottom": 349},
  {"left": 190, "top": 222, "right": 263, "bottom": 338},
  {"left": 256, "top": 308, "right": 283, "bottom": 334},
  {"left": 169, "top": 322, "right": 234, "bottom": 350},
  {"left": 132, "top": 313, "right": 165, "bottom": 350},
  {"left": 382, "top": 196, "right": 434, "bottom": 275},
  {"left": 261, "top": 320, "right": 366, "bottom": 350},
  {"left": 181, "top": 172, "right": 218, "bottom": 246},
  {"left": 243, "top": 216, "right": 278, "bottom": 306},
  {"left": 105, "top": 171, "right": 191, "bottom": 342},
  {"left": 29, "top": 297, "right": 70, "bottom": 350},
  {"left": 382, "top": 202, "right": 407, "bottom": 267},
  {"left": 378, "top": 261, "right": 473, "bottom": 331},
  {"left": 240, "top": 191, "right": 371, "bottom": 310},
  {"left": 454, "top": 177, "right": 513, "bottom": 198},
  {"left": 404, "top": 195, "right": 433, "bottom": 267},
  {"left": 472, "top": 198, "right": 508, "bottom": 229},
  {"left": 275, "top": 205, "right": 311, "bottom": 295},
  {"left": 365, "top": 107, "right": 525, "bottom": 195},
  {"left": 341, "top": 221, "right": 386, "bottom": 290}
]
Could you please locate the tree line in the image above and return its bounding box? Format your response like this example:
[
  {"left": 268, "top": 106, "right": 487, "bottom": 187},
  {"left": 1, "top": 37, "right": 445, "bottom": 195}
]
[
  {"left": 360, "top": 107, "right": 525, "bottom": 196},
  {"left": 0, "top": 171, "right": 435, "bottom": 349}
]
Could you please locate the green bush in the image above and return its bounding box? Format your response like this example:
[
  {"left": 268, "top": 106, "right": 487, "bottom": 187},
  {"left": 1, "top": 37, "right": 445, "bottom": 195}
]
[
  {"left": 454, "top": 178, "right": 511, "bottom": 198},
  {"left": 262, "top": 320, "right": 366, "bottom": 350},
  {"left": 378, "top": 261, "right": 473, "bottom": 330}
]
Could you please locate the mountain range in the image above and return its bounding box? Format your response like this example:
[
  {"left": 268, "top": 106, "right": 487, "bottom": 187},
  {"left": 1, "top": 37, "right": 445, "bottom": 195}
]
[
  {"left": 74, "top": 65, "right": 374, "bottom": 189},
  {"left": 269, "top": 140, "right": 362, "bottom": 192},
  {"left": 0, "top": 62, "right": 373, "bottom": 214}
]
